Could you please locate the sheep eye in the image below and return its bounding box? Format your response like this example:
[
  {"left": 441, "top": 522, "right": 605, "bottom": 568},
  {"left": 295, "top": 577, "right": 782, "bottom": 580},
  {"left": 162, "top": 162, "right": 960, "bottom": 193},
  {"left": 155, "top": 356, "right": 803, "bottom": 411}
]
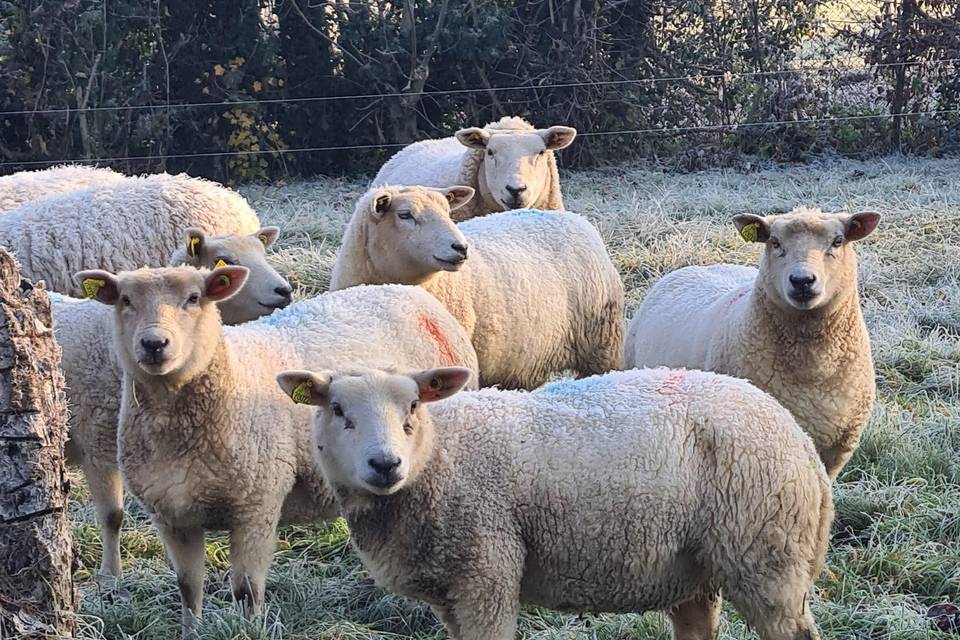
[
  {"left": 832, "top": 235, "right": 844, "bottom": 248},
  {"left": 410, "top": 399, "right": 419, "bottom": 412},
  {"left": 403, "top": 421, "right": 414, "bottom": 435},
  {"left": 186, "top": 293, "right": 200, "bottom": 305},
  {"left": 397, "top": 211, "right": 414, "bottom": 220},
  {"left": 538, "top": 150, "right": 545, "bottom": 156},
  {"left": 487, "top": 149, "right": 494, "bottom": 157},
  {"left": 344, "top": 419, "right": 355, "bottom": 431},
  {"left": 331, "top": 403, "right": 343, "bottom": 417},
  {"left": 121, "top": 295, "right": 132, "bottom": 307},
  {"left": 770, "top": 238, "right": 781, "bottom": 250}
]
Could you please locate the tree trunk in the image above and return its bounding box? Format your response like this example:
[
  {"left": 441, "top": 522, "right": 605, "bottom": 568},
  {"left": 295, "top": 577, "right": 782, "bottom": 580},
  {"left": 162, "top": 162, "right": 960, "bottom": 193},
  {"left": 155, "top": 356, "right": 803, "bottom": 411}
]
[{"left": 0, "top": 248, "right": 76, "bottom": 638}]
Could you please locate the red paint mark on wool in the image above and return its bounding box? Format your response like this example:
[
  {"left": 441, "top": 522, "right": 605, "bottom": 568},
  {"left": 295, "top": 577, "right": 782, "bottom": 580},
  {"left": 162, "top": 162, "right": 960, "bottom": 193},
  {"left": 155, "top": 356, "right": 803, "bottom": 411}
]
[
  {"left": 657, "top": 370, "right": 686, "bottom": 395},
  {"left": 418, "top": 314, "right": 457, "bottom": 366},
  {"left": 728, "top": 287, "right": 749, "bottom": 306}
]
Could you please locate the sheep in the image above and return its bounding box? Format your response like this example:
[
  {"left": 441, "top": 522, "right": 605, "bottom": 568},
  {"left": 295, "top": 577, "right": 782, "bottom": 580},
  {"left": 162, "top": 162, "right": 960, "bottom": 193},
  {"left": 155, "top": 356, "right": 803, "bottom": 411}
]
[
  {"left": 57, "top": 227, "right": 291, "bottom": 578},
  {"left": 372, "top": 116, "right": 577, "bottom": 221},
  {"left": 77, "top": 264, "right": 478, "bottom": 636},
  {"left": 625, "top": 208, "right": 880, "bottom": 479},
  {"left": 0, "top": 164, "right": 125, "bottom": 212},
  {"left": 0, "top": 172, "right": 260, "bottom": 297},
  {"left": 276, "top": 365, "right": 833, "bottom": 640},
  {"left": 329, "top": 185, "right": 624, "bottom": 389}
]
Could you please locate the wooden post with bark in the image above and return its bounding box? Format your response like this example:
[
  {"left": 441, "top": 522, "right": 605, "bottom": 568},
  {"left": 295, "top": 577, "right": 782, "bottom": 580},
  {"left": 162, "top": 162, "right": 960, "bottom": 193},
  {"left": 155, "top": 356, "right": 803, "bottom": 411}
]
[{"left": 0, "top": 248, "right": 76, "bottom": 638}]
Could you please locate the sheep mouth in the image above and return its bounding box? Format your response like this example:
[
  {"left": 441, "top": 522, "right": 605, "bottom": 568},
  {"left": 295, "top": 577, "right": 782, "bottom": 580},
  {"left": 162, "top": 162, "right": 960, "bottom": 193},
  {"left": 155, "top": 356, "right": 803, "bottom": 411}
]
[
  {"left": 787, "top": 289, "right": 823, "bottom": 308},
  {"left": 363, "top": 474, "right": 404, "bottom": 495},
  {"left": 433, "top": 255, "right": 466, "bottom": 271},
  {"left": 259, "top": 299, "right": 290, "bottom": 310}
]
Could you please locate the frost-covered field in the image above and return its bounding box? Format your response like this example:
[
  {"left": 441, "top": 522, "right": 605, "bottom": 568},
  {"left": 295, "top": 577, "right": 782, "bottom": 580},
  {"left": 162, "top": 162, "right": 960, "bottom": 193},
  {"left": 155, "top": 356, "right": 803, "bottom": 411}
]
[{"left": 71, "top": 156, "right": 959, "bottom": 639}]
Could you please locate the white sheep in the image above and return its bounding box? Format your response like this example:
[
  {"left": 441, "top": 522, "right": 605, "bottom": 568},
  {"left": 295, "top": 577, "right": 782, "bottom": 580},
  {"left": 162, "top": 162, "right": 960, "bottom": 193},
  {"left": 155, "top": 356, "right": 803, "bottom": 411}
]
[
  {"left": 0, "top": 165, "right": 125, "bottom": 212},
  {"left": 0, "top": 172, "right": 260, "bottom": 297},
  {"left": 77, "top": 265, "right": 478, "bottom": 636},
  {"left": 330, "top": 185, "right": 624, "bottom": 389},
  {"left": 277, "top": 365, "right": 833, "bottom": 640},
  {"left": 57, "top": 227, "right": 291, "bottom": 578},
  {"left": 372, "top": 116, "right": 576, "bottom": 221},
  {"left": 626, "top": 208, "right": 880, "bottom": 479}
]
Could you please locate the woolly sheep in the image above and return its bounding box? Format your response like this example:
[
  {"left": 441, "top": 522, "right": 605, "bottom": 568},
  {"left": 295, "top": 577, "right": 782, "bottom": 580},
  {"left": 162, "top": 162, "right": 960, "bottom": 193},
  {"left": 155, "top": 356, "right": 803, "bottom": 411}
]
[
  {"left": 277, "top": 366, "right": 833, "bottom": 640},
  {"left": 57, "top": 227, "right": 290, "bottom": 578},
  {"left": 0, "top": 165, "right": 125, "bottom": 212},
  {"left": 626, "top": 208, "right": 880, "bottom": 479},
  {"left": 78, "top": 265, "right": 478, "bottom": 636},
  {"left": 329, "top": 185, "right": 624, "bottom": 389},
  {"left": 0, "top": 172, "right": 260, "bottom": 297},
  {"left": 372, "top": 116, "right": 577, "bottom": 221}
]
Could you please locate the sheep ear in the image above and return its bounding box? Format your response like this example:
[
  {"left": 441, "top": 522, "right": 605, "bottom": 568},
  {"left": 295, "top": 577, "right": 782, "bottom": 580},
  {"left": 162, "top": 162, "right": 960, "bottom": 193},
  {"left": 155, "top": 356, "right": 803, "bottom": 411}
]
[
  {"left": 370, "top": 191, "right": 392, "bottom": 220},
  {"left": 204, "top": 266, "right": 249, "bottom": 302},
  {"left": 411, "top": 367, "right": 472, "bottom": 403},
  {"left": 540, "top": 126, "right": 577, "bottom": 150},
  {"left": 844, "top": 212, "right": 880, "bottom": 242},
  {"left": 277, "top": 370, "right": 331, "bottom": 406},
  {"left": 455, "top": 127, "right": 491, "bottom": 149},
  {"left": 184, "top": 227, "right": 206, "bottom": 263},
  {"left": 732, "top": 214, "right": 770, "bottom": 243},
  {"left": 75, "top": 270, "right": 120, "bottom": 305},
  {"left": 255, "top": 226, "right": 280, "bottom": 248},
  {"left": 442, "top": 186, "right": 475, "bottom": 211}
]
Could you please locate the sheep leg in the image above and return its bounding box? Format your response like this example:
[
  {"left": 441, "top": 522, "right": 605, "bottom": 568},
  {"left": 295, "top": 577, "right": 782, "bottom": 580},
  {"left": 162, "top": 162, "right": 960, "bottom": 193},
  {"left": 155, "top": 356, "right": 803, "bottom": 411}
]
[
  {"left": 228, "top": 519, "right": 278, "bottom": 617},
  {"left": 818, "top": 443, "right": 852, "bottom": 481},
  {"left": 430, "top": 605, "right": 462, "bottom": 638},
  {"left": 449, "top": 601, "right": 519, "bottom": 640},
  {"left": 83, "top": 458, "right": 124, "bottom": 577},
  {"left": 155, "top": 523, "right": 206, "bottom": 638},
  {"left": 668, "top": 592, "right": 721, "bottom": 639},
  {"left": 728, "top": 585, "right": 820, "bottom": 640}
]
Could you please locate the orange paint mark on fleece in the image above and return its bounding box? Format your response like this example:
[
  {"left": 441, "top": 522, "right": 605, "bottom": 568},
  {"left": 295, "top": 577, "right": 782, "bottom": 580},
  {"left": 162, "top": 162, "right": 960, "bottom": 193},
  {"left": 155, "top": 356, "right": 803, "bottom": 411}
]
[
  {"left": 657, "top": 370, "right": 686, "bottom": 395},
  {"left": 418, "top": 313, "right": 457, "bottom": 366}
]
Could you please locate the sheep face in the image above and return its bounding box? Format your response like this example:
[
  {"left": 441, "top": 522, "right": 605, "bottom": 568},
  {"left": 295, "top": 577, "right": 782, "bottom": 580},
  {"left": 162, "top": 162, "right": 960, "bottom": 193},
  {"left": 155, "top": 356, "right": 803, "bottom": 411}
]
[
  {"left": 365, "top": 187, "right": 474, "bottom": 282},
  {"left": 456, "top": 126, "right": 576, "bottom": 210},
  {"left": 178, "top": 226, "right": 292, "bottom": 324},
  {"left": 76, "top": 266, "right": 248, "bottom": 381},
  {"left": 276, "top": 367, "right": 471, "bottom": 495},
  {"left": 734, "top": 209, "right": 880, "bottom": 312}
]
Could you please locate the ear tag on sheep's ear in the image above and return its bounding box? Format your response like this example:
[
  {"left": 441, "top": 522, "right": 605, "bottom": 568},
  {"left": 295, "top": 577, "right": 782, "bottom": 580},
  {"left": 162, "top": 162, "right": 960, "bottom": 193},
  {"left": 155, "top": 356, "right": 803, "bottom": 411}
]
[
  {"left": 218, "top": 274, "right": 231, "bottom": 288},
  {"left": 740, "top": 223, "right": 759, "bottom": 243},
  {"left": 375, "top": 194, "right": 390, "bottom": 213},
  {"left": 291, "top": 381, "right": 312, "bottom": 405},
  {"left": 258, "top": 233, "right": 268, "bottom": 245},
  {"left": 187, "top": 236, "right": 200, "bottom": 258},
  {"left": 82, "top": 278, "right": 105, "bottom": 299},
  {"left": 445, "top": 191, "right": 456, "bottom": 204},
  {"left": 214, "top": 259, "right": 228, "bottom": 269},
  {"left": 429, "top": 377, "right": 443, "bottom": 390}
]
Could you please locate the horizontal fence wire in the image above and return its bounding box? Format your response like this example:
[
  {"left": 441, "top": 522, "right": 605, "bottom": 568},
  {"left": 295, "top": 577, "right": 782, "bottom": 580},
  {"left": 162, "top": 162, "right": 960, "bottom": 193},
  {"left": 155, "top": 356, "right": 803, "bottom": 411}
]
[
  {"left": 2, "top": 107, "right": 958, "bottom": 169},
  {"left": 0, "top": 57, "right": 957, "bottom": 119}
]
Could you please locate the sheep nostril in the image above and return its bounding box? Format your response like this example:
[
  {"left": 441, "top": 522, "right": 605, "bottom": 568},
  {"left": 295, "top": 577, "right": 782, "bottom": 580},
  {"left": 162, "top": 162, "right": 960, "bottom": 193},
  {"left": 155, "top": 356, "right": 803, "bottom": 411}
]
[
  {"left": 505, "top": 185, "right": 527, "bottom": 197},
  {"left": 451, "top": 242, "right": 468, "bottom": 257},
  {"left": 275, "top": 285, "right": 293, "bottom": 298},
  {"left": 368, "top": 455, "right": 401, "bottom": 474},
  {"left": 789, "top": 274, "right": 816, "bottom": 289},
  {"left": 140, "top": 337, "right": 169, "bottom": 353}
]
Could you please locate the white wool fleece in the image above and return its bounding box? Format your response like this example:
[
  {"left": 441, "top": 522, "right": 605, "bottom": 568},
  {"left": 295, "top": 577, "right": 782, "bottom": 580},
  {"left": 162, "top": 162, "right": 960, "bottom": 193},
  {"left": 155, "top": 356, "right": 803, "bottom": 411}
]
[
  {"left": 0, "top": 172, "right": 260, "bottom": 297},
  {"left": 0, "top": 165, "right": 125, "bottom": 213}
]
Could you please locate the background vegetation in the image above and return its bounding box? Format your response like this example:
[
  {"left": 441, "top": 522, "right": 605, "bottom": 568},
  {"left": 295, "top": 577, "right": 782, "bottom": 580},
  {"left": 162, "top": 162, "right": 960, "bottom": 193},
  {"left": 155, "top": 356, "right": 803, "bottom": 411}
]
[{"left": 1, "top": 0, "right": 958, "bottom": 182}]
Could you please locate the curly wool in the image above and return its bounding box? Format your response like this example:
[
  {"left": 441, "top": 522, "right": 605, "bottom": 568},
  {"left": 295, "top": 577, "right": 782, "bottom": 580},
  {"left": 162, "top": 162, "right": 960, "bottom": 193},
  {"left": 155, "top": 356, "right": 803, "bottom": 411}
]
[
  {"left": 330, "top": 368, "right": 832, "bottom": 640},
  {"left": 331, "top": 204, "right": 624, "bottom": 389},
  {"left": 626, "top": 247, "right": 876, "bottom": 479},
  {"left": 0, "top": 173, "right": 260, "bottom": 296},
  {"left": 0, "top": 165, "right": 125, "bottom": 213},
  {"left": 372, "top": 117, "right": 565, "bottom": 222}
]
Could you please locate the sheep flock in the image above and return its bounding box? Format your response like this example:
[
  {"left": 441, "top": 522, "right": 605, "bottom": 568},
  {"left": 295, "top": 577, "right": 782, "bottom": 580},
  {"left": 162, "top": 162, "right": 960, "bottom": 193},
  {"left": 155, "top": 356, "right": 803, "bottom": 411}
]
[{"left": 0, "top": 123, "right": 953, "bottom": 640}]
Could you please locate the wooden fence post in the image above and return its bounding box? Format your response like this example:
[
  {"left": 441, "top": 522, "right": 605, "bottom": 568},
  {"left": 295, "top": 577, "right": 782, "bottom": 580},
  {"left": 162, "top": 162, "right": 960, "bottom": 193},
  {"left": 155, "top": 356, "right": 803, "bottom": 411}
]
[{"left": 0, "top": 248, "right": 77, "bottom": 637}]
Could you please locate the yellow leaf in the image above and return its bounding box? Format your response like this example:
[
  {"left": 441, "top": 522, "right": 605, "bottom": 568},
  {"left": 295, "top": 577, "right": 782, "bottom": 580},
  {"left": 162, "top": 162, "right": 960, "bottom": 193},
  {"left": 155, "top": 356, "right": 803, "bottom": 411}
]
[
  {"left": 252, "top": 80, "right": 263, "bottom": 93},
  {"left": 214, "top": 64, "right": 225, "bottom": 77}
]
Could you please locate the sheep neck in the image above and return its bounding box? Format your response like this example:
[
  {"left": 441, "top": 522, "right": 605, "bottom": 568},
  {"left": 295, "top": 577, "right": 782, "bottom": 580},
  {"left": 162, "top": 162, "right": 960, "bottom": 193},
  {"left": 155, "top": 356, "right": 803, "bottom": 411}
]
[{"left": 749, "top": 279, "right": 863, "bottom": 345}]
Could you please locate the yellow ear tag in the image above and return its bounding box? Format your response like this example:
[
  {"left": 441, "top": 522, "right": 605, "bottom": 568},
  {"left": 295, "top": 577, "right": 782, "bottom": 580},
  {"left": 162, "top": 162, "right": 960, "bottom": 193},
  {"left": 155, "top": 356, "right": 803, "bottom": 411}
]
[
  {"left": 188, "top": 236, "right": 200, "bottom": 258},
  {"left": 291, "top": 381, "right": 312, "bottom": 405},
  {"left": 446, "top": 191, "right": 456, "bottom": 203},
  {"left": 82, "top": 278, "right": 105, "bottom": 299},
  {"left": 258, "top": 233, "right": 268, "bottom": 245},
  {"left": 214, "top": 259, "right": 228, "bottom": 269},
  {"left": 375, "top": 194, "right": 390, "bottom": 211},
  {"left": 740, "top": 222, "right": 759, "bottom": 242}
]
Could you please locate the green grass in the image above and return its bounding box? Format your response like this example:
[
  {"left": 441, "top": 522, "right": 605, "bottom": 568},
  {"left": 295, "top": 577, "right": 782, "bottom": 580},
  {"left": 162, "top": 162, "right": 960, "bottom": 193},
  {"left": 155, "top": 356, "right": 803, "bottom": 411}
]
[{"left": 69, "top": 156, "right": 960, "bottom": 638}]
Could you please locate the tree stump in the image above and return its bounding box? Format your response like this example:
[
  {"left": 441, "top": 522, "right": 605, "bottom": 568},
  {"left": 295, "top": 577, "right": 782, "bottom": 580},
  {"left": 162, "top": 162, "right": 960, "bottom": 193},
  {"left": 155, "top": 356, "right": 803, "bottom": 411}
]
[{"left": 0, "top": 248, "right": 77, "bottom": 637}]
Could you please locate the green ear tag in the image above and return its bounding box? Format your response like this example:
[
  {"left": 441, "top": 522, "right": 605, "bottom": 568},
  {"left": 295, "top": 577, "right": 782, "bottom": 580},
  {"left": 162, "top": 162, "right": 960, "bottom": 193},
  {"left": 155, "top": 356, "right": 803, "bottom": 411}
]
[
  {"left": 218, "top": 274, "right": 230, "bottom": 288},
  {"left": 429, "top": 377, "right": 443, "bottom": 390},
  {"left": 291, "top": 381, "right": 312, "bottom": 404},
  {"left": 740, "top": 222, "right": 759, "bottom": 242},
  {"left": 82, "top": 278, "right": 105, "bottom": 299},
  {"left": 188, "top": 236, "right": 200, "bottom": 257}
]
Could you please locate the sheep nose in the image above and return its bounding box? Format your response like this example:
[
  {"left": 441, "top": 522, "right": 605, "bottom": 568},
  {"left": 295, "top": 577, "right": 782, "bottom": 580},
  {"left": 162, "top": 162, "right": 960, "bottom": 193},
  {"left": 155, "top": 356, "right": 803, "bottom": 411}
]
[
  {"left": 368, "top": 455, "right": 402, "bottom": 474},
  {"left": 140, "top": 337, "right": 169, "bottom": 353},
  {"left": 789, "top": 273, "right": 817, "bottom": 290},
  {"left": 505, "top": 184, "right": 527, "bottom": 197},
  {"left": 274, "top": 285, "right": 293, "bottom": 299},
  {"left": 451, "top": 242, "right": 468, "bottom": 257}
]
